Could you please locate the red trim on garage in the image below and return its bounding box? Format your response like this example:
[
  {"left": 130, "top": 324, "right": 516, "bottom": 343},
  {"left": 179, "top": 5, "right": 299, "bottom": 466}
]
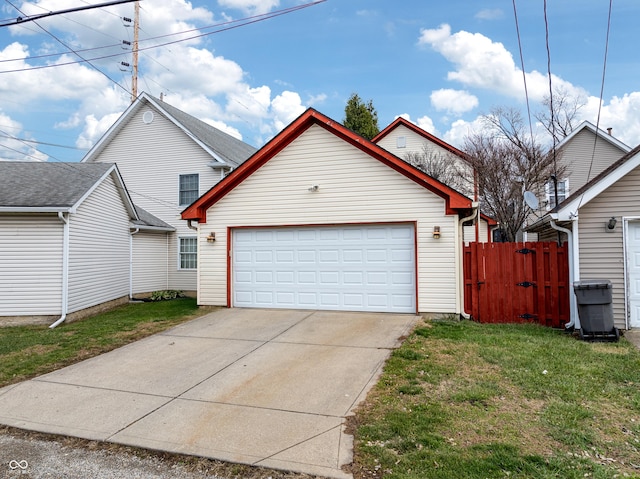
[
  {"left": 227, "top": 222, "right": 419, "bottom": 314},
  {"left": 182, "top": 109, "right": 473, "bottom": 224}
]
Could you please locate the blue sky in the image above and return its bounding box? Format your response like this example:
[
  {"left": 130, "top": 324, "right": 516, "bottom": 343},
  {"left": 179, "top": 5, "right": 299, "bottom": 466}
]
[{"left": 1, "top": 0, "right": 639, "bottom": 162}]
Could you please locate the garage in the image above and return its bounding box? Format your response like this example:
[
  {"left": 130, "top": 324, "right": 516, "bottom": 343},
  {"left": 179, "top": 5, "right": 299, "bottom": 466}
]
[
  {"left": 627, "top": 221, "right": 640, "bottom": 328},
  {"left": 232, "top": 224, "right": 416, "bottom": 313}
]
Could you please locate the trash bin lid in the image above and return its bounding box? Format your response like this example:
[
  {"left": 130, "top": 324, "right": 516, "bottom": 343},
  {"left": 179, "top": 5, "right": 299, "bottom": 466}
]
[{"left": 573, "top": 279, "right": 612, "bottom": 290}]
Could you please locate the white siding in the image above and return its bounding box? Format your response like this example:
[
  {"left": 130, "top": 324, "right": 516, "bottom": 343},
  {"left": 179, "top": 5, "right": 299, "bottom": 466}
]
[
  {"left": 87, "top": 105, "right": 220, "bottom": 291},
  {"left": 0, "top": 215, "right": 63, "bottom": 315},
  {"left": 67, "top": 174, "right": 131, "bottom": 313},
  {"left": 577, "top": 164, "right": 640, "bottom": 329},
  {"left": 132, "top": 232, "right": 168, "bottom": 294},
  {"left": 199, "top": 124, "right": 461, "bottom": 314}
]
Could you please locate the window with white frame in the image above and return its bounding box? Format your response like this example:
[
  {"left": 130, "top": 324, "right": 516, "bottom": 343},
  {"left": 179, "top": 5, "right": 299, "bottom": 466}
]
[
  {"left": 545, "top": 178, "right": 568, "bottom": 209},
  {"left": 179, "top": 237, "right": 197, "bottom": 270},
  {"left": 179, "top": 174, "right": 199, "bottom": 206}
]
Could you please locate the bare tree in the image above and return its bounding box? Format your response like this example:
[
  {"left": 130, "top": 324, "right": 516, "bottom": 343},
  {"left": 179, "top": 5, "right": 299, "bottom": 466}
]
[
  {"left": 464, "top": 107, "right": 564, "bottom": 242},
  {"left": 404, "top": 146, "right": 471, "bottom": 194},
  {"left": 535, "top": 85, "right": 587, "bottom": 141}
]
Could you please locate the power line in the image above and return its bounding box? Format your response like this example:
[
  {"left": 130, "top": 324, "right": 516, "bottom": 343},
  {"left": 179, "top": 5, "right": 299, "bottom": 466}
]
[
  {"left": 0, "top": 0, "right": 138, "bottom": 27},
  {"left": 511, "top": 0, "right": 534, "bottom": 141},
  {"left": 0, "top": 1, "right": 326, "bottom": 74},
  {"left": 3, "top": 0, "right": 132, "bottom": 96}
]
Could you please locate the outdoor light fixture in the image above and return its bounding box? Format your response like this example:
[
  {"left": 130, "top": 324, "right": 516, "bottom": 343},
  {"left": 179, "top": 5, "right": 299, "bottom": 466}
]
[
  {"left": 433, "top": 226, "right": 441, "bottom": 239},
  {"left": 207, "top": 232, "right": 216, "bottom": 242},
  {"left": 606, "top": 217, "right": 617, "bottom": 232}
]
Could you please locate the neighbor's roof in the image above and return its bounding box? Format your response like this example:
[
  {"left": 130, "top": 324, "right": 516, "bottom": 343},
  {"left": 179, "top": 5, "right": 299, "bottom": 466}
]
[
  {"left": 373, "top": 116, "right": 470, "bottom": 162},
  {"left": 82, "top": 92, "right": 257, "bottom": 168},
  {"left": 555, "top": 120, "right": 631, "bottom": 154},
  {"left": 0, "top": 162, "right": 133, "bottom": 213},
  {"left": 182, "top": 108, "right": 474, "bottom": 223},
  {"left": 132, "top": 205, "right": 175, "bottom": 231}
]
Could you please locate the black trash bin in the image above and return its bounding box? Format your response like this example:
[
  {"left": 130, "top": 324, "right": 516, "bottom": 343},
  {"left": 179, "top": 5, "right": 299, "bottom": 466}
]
[{"left": 573, "top": 280, "right": 619, "bottom": 341}]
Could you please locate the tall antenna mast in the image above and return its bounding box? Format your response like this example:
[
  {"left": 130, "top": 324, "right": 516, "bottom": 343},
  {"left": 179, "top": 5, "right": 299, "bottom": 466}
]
[{"left": 131, "top": 0, "right": 139, "bottom": 102}]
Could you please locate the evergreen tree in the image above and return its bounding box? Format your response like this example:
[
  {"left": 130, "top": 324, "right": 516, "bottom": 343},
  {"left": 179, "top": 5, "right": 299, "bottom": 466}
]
[{"left": 343, "top": 93, "right": 380, "bottom": 140}]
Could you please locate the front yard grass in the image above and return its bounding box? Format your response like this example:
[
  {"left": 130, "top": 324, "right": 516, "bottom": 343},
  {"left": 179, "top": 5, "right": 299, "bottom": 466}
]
[
  {"left": 349, "top": 319, "right": 640, "bottom": 479},
  {"left": 0, "top": 298, "right": 205, "bottom": 387}
]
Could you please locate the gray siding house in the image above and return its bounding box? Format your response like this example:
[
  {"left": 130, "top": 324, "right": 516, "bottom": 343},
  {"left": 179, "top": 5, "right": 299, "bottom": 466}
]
[{"left": 0, "top": 162, "right": 170, "bottom": 326}]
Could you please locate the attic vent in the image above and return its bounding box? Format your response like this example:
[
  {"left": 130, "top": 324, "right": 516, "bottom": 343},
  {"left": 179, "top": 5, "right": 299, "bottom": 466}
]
[{"left": 142, "top": 111, "right": 154, "bottom": 124}]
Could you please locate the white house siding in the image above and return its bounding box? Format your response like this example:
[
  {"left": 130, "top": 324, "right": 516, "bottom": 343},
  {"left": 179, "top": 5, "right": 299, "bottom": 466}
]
[
  {"left": 559, "top": 128, "right": 627, "bottom": 194},
  {"left": 576, "top": 165, "right": 640, "bottom": 329},
  {"left": 67, "top": 175, "right": 131, "bottom": 313},
  {"left": 87, "top": 105, "right": 221, "bottom": 291},
  {"left": 0, "top": 215, "right": 63, "bottom": 316},
  {"left": 199, "top": 124, "right": 461, "bottom": 314},
  {"left": 132, "top": 232, "right": 169, "bottom": 294},
  {"left": 168, "top": 232, "right": 198, "bottom": 291}
]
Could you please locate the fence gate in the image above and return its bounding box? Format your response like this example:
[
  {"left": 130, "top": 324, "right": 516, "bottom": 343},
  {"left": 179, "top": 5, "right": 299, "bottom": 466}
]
[{"left": 463, "top": 242, "right": 570, "bottom": 328}]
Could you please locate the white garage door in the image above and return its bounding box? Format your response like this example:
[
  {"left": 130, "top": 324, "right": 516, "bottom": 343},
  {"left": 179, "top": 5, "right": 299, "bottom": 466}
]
[
  {"left": 628, "top": 221, "right": 640, "bottom": 328},
  {"left": 232, "top": 224, "right": 416, "bottom": 313}
]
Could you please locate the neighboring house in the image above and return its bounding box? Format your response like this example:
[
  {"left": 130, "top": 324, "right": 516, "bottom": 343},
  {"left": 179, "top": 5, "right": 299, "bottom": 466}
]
[
  {"left": 82, "top": 92, "right": 257, "bottom": 295},
  {"left": 527, "top": 143, "right": 640, "bottom": 331},
  {"left": 528, "top": 121, "right": 631, "bottom": 240},
  {"left": 373, "top": 116, "right": 495, "bottom": 242},
  {"left": 182, "top": 108, "right": 478, "bottom": 316},
  {"left": 0, "top": 162, "right": 171, "bottom": 326}
]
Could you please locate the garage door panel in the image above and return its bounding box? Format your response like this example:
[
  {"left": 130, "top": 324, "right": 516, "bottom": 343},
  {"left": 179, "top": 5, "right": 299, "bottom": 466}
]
[{"left": 232, "top": 225, "right": 416, "bottom": 313}]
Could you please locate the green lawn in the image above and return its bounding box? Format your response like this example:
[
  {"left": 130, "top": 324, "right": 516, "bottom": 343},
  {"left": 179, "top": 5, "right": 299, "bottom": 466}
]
[
  {"left": 349, "top": 319, "right": 640, "bottom": 479},
  {"left": 0, "top": 298, "right": 205, "bottom": 387}
]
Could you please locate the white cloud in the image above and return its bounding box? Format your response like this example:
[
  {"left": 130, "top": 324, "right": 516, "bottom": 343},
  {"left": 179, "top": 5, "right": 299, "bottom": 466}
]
[
  {"left": 307, "top": 93, "right": 327, "bottom": 106},
  {"left": 430, "top": 89, "right": 478, "bottom": 115},
  {"left": 443, "top": 117, "right": 485, "bottom": 148},
  {"left": 203, "top": 119, "right": 243, "bottom": 140},
  {"left": 271, "top": 91, "right": 306, "bottom": 131},
  {"left": 392, "top": 114, "right": 438, "bottom": 136},
  {"left": 580, "top": 93, "right": 640, "bottom": 148},
  {"left": 418, "top": 24, "right": 583, "bottom": 103},
  {"left": 218, "top": 0, "right": 279, "bottom": 15},
  {"left": 475, "top": 9, "right": 503, "bottom": 20},
  {"left": 0, "top": 112, "right": 48, "bottom": 161}
]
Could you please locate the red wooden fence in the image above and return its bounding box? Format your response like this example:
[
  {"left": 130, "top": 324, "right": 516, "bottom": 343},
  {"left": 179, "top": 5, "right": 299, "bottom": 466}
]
[{"left": 463, "top": 242, "right": 570, "bottom": 328}]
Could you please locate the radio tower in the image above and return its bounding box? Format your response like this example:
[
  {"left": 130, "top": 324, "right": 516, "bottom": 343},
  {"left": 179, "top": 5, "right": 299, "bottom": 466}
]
[{"left": 131, "top": 0, "right": 139, "bottom": 102}]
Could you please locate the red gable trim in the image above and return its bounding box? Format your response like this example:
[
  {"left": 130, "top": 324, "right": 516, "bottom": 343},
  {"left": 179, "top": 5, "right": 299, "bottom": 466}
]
[
  {"left": 182, "top": 108, "right": 473, "bottom": 223},
  {"left": 373, "top": 116, "right": 470, "bottom": 163}
]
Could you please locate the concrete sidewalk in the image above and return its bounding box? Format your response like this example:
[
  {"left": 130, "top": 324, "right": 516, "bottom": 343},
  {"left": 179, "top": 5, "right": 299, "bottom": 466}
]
[{"left": 0, "top": 308, "right": 419, "bottom": 479}]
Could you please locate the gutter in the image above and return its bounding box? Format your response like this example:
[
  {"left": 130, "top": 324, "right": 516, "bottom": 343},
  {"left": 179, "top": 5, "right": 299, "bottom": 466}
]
[
  {"left": 187, "top": 219, "right": 198, "bottom": 231},
  {"left": 130, "top": 228, "right": 140, "bottom": 299},
  {"left": 550, "top": 219, "right": 580, "bottom": 330},
  {"left": 50, "top": 212, "right": 70, "bottom": 329},
  {"left": 458, "top": 203, "right": 479, "bottom": 320}
]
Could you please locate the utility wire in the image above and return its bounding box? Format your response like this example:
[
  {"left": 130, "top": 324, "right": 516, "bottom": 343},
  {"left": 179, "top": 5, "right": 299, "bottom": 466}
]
[
  {"left": 511, "top": 0, "right": 534, "bottom": 141},
  {"left": 4, "top": 0, "right": 131, "bottom": 95},
  {"left": 0, "top": 1, "right": 326, "bottom": 74},
  {"left": 0, "top": 0, "right": 138, "bottom": 27},
  {"left": 576, "top": 0, "right": 613, "bottom": 213}
]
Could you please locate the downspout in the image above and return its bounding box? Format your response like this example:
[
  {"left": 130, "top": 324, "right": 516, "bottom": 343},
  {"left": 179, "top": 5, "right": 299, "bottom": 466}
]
[
  {"left": 187, "top": 220, "right": 198, "bottom": 231},
  {"left": 50, "top": 212, "right": 69, "bottom": 329},
  {"left": 550, "top": 219, "right": 580, "bottom": 330},
  {"left": 130, "top": 228, "right": 139, "bottom": 299},
  {"left": 459, "top": 204, "right": 479, "bottom": 320}
]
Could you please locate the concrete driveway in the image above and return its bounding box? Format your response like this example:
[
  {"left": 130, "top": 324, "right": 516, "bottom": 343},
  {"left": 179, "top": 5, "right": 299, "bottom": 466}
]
[{"left": 0, "top": 308, "right": 418, "bottom": 479}]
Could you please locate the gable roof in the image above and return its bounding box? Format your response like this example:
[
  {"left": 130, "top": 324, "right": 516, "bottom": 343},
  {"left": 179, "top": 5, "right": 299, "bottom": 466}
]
[
  {"left": 182, "top": 108, "right": 474, "bottom": 223},
  {"left": 373, "top": 116, "right": 470, "bottom": 162},
  {"left": 555, "top": 120, "right": 631, "bottom": 154},
  {"left": 0, "top": 161, "right": 137, "bottom": 217},
  {"left": 551, "top": 143, "right": 640, "bottom": 221},
  {"left": 82, "top": 92, "right": 257, "bottom": 168}
]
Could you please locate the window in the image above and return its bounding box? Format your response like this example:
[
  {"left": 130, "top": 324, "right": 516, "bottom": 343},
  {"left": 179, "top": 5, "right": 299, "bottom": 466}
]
[
  {"left": 396, "top": 136, "right": 406, "bottom": 148},
  {"left": 179, "top": 174, "right": 199, "bottom": 206},
  {"left": 179, "top": 237, "right": 197, "bottom": 270},
  {"left": 546, "top": 178, "right": 568, "bottom": 209}
]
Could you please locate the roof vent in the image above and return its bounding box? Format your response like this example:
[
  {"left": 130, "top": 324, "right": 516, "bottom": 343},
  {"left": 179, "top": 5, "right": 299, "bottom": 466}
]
[
  {"left": 607, "top": 127, "right": 613, "bottom": 136},
  {"left": 142, "top": 111, "right": 154, "bottom": 124}
]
